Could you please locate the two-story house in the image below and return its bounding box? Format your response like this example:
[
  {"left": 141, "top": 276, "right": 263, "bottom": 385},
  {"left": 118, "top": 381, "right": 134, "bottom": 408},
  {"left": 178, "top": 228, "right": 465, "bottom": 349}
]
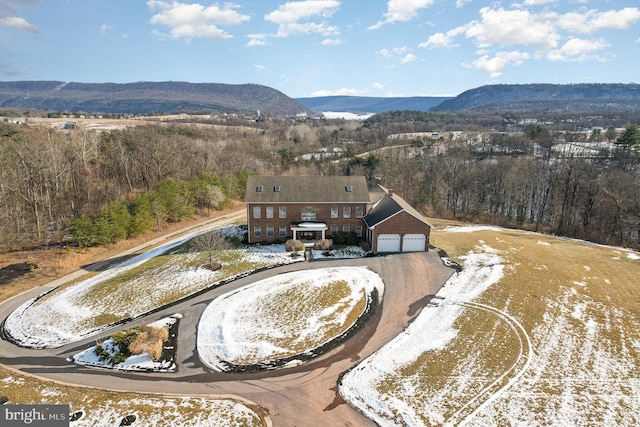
[{"left": 245, "top": 175, "right": 432, "bottom": 253}]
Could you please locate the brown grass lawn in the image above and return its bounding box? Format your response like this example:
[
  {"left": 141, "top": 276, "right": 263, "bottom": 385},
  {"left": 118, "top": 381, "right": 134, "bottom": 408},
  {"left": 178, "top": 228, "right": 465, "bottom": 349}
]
[
  {"left": 365, "top": 221, "right": 640, "bottom": 425},
  {"left": 0, "top": 206, "right": 267, "bottom": 426}
]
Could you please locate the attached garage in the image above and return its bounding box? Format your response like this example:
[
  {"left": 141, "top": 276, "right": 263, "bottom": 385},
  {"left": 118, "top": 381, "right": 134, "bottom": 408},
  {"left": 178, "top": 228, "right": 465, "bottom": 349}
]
[
  {"left": 377, "top": 234, "right": 401, "bottom": 252},
  {"left": 402, "top": 234, "right": 426, "bottom": 252}
]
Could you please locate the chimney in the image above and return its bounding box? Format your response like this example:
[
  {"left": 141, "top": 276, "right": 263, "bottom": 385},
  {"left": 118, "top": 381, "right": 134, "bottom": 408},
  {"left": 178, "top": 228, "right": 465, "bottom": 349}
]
[{"left": 388, "top": 189, "right": 394, "bottom": 197}]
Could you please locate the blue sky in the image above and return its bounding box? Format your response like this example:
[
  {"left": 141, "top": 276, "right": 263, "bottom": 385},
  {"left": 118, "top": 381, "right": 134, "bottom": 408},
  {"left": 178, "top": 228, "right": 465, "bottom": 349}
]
[{"left": 1, "top": 0, "right": 639, "bottom": 98}]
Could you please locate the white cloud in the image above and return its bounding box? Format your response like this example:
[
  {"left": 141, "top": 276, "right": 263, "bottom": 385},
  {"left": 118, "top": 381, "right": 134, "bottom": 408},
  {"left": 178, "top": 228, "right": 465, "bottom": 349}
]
[
  {"left": 465, "top": 7, "right": 560, "bottom": 50},
  {"left": 147, "top": 1, "right": 249, "bottom": 41},
  {"left": 593, "top": 7, "right": 640, "bottom": 31},
  {"left": 555, "top": 7, "right": 640, "bottom": 34},
  {"left": 522, "top": 0, "right": 556, "bottom": 5},
  {"left": 455, "top": 0, "right": 472, "bottom": 8},
  {"left": 253, "top": 64, "right": 266, "bottom": 72},
  {"left": 100, "top": 24, "right": 113, "bottom": 35},
  {"left": 547, "top": 37, "right": 609, "bottom": 61},
  {"left": 310, "top": 87, "right": 369, "bottom": 96},
  {"left": 0, "top": 16, "right": 37, "bottom": 33},
  {"left": 377, "top": 48, "right": 392, "bottom": 58},
  {"left": 401, "top": 53, "right": 417, "bottom": 63},
  {"left": 420, "top": 32, "right": 452, "bottom": 49},
  {"left": 369, "top": 0, "right": 435, "bottom": 29},
  {"left": 265, "top": 0, "right": 340, "bottom": 37},
  {"left": 321, "top": 38, "right": 341, "bottom": 45},
  {"left": 372, "top": 82, "right": 384, "bottom": 90},
  {"left": 247, "top": 33, "right": 269, "bottom": 46},
  {"left": 467, "top": 50, "right": 530, "bottom": 77}
]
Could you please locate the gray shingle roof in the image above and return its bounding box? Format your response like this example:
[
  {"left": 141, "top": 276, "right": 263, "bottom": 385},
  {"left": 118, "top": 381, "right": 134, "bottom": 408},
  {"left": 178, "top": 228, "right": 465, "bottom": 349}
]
[
  {"left": 246, "top": 175, "right": 370, "bottom": 203},
  {"left": 364, "top": 186, "right": 433, "bottom": 228}
]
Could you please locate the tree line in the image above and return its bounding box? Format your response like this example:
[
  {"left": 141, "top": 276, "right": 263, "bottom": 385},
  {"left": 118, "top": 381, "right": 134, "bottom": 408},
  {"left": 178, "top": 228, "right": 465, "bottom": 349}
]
[{"left": 1, "top": 113, "right": 639, "bottom": 252}]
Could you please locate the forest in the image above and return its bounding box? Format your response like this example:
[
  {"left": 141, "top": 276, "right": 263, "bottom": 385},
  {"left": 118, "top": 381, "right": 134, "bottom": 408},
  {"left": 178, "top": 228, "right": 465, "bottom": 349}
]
[{"left": 0, "top": 108, "right": 639, "bottom": 253}]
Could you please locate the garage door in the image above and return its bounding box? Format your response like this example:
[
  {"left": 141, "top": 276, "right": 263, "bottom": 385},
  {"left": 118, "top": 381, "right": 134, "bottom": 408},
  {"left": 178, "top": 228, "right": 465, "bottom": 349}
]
[
  {"left": 402, "top": 234, "right": 426, "bottom": 252},
  {"left": 377, "top": 234, "right": 401, "bottom": 252}
]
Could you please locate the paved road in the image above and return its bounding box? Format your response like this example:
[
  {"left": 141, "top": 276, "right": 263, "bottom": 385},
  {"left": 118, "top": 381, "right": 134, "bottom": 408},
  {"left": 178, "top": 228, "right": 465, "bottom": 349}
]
[{"left": 0, "top": 211, "right": 455, "bottom": 426}]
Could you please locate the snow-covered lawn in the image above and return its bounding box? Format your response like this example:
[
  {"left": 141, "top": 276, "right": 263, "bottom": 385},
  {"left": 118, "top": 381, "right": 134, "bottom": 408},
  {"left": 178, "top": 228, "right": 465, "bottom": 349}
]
[
  {"left": 71, "top": 316, "right": 179, "bottom": 373},
  {"left": 311, "top": 245, "right": 368, "bottom": 259},
  {"left": 340, "top": 225, "right": 640, "bottom": 426},
  {"left": 0, "top": 371, "right": 264, "bottom": 427},
  {"left": 4, "top": 225, "right": 304, "bottom": 348},
  {"left": 197, "top": 267, "right": 384, "bottom": 372}
]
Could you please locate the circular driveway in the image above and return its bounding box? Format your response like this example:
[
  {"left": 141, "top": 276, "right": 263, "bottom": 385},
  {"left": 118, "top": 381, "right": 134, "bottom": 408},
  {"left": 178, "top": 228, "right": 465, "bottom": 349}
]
[{"left": 0, "top": 214, "right": 455, "bottom": 426}]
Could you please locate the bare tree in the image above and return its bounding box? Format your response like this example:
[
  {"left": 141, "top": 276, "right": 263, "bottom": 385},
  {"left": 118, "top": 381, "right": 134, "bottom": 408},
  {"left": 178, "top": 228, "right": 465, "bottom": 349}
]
[{"left": 191, "top": 230, "right": 232, "bottom": 268}]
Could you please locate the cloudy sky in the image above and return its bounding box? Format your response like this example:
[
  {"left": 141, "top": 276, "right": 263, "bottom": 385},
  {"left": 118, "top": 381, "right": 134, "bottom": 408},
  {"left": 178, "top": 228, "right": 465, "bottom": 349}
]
[{"left": 1, "top": 0, "right": 639, "bottom": 97}]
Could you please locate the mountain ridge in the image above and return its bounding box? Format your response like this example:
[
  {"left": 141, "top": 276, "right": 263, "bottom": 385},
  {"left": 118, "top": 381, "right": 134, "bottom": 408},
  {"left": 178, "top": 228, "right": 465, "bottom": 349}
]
[
  {"left": 2, "top": 81, "right": 639, "bottom": 116},
  {"left": 431, "top": 83, "right": 640, "bottom": 112},
  {"left": 0, "top": 80, "right": 312, "bottom": 116}
]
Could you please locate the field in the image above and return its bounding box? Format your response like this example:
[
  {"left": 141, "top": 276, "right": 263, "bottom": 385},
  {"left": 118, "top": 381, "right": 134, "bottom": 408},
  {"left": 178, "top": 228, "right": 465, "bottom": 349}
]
[
  {"left": 4, "top": 225, "right": 304, "bottom": 349},
  {"left": 197, "top": 266, "right": 383, "bottom": 371},
  {"left": 340, "top": 225, "right": 640, "bottom": 425},
  {"left": 0, "top": 366, "right": 265, "bottom": 427}
]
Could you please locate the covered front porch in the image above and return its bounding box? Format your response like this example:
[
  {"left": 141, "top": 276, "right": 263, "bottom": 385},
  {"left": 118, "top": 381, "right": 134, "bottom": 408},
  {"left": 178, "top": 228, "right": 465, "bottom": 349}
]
[{"left": 291, "top": 222, "right": 328, "bottom": 242}]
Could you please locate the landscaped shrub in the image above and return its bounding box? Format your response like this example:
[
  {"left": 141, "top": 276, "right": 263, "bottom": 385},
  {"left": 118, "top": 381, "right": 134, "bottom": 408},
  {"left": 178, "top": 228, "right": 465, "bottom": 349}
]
[
  {"left": 313, "top": 239, "right": 333, "bottom": 250},
  {"left": 128, "top": 326, "right": 169, "bottom": 361},
  {"left": 285, "top": 239, "right": 304, "bottom": 252},
  {"left": 94, "top": 328, "right": 139, "bottom": 365},
  {"left": 93, "top": 326, "right": 170, "bottom": 365}
]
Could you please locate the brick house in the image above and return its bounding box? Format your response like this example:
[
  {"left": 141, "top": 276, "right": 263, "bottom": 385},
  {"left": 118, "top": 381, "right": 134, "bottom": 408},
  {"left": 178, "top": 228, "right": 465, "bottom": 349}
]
[{"left": 245, "top": 175, "right": 431, "bottom": 253}]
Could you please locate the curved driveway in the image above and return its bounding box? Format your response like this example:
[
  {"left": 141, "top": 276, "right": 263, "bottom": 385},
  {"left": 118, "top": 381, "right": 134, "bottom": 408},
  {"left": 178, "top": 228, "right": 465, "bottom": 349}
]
[{"left": 0, "top": 212, "right": 455, "bottom": 426}]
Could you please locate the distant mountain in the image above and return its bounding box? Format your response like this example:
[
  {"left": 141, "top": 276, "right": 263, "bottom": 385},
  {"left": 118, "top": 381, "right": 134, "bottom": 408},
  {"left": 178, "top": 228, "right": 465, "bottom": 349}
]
[
  {"left": 431, "top": 83, "right": 640, "bottom": 112},
  {"left": 0, "top": 81, "right": 312, "bottom": 116},
  {"left": 295, "top": 96, "right": 451, "bottom": 113}
]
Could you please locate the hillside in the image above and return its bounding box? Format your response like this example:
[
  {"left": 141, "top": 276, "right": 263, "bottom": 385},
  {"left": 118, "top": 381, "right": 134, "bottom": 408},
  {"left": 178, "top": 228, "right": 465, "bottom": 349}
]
[
  {"left": 431, "top": 83, "right": 640, "bottom": 112},
  {"left": 296, "top": 95, "right": 451, "bottom": 113},
  {"left": 0, "top": 81, "right": 312, "bottom": 116}
]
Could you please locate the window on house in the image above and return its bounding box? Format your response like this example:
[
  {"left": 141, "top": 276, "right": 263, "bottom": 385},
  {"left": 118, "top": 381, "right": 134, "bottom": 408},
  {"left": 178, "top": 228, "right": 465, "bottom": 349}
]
[
  {"left": 345, "top": 185, "right": 352, "bottom": 192},
  {"left": 253, "top": 206, "right": 261, "bottom": 218},
  {"left": 266, "top": 226, "right": 274, "bottom": 237},
  {"left": 355, "top": 225, "right": 363, "bottom": 237},
  {"left": 279, "top": 206, "right": 287, "bottom": 218},
  {"left": 343, "top": 225, "right": 350, "bottom": 234},
  {"left": 274, "top": 186, "right": 281, "bottom": 192},
  {"left": 355, "top": 206, "right": 364, "bottom": 218},
  {"left": 331, "top": 206, "right": 339, "bottom": 218},
  {"left": 343, "top": 206, "right": 351, "bottom": 218},
  {"left": 256, "top": 185, "right": 263, "bottom": 192},
  {"left": 266, "top": 207, "right": 274, "bottom": 218},
  {"left": 254, "top": 226, "right": 261, "bottom": 238},
  {"left": 330, "top": 225, "right": 338, "bottom": 235},
  {"left": 301, "top": 207, "right": 316, "bottom": 222},
  {"left": 279, "top": 226, "right": 287, "bottom": 237}
]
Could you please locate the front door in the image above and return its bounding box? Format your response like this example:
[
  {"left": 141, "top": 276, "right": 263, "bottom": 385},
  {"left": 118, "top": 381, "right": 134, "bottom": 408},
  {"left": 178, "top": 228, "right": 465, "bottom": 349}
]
[{"left": 300, "top": 231, "right": 316, "bottom": 240}]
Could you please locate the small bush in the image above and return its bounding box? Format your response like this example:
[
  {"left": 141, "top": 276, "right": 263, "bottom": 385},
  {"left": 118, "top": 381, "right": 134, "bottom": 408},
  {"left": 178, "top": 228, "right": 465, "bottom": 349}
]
[
  {"left": 313, "top": 239, "right": 333, "bottom": 250},
  {"left": 285, "top": 239, "right": 305, "bottom": 252},
  {"left": 94, "top": 328, "right": 139, "bottom": 365},
  {"left": 128, "top": 326, "right": 169, "bottom": 361}
]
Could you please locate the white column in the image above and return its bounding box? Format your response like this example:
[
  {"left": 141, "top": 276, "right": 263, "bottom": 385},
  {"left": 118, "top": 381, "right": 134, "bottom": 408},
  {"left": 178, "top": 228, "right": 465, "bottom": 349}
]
[
  {"left": 321, "top": 229, "right": 325, "bottom": 239},
  {"left": 293, "top": 229, "right": 297, "bottom": 240}
]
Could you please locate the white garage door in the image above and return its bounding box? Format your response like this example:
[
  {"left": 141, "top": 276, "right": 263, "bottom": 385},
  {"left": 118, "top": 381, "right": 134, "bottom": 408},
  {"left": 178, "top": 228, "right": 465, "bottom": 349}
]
[
  {"left": 402, "top": 234, "right": 426, "bottom": 252},
  {"left": 377, "top": 234, "right": 401, "bottom": 252}
]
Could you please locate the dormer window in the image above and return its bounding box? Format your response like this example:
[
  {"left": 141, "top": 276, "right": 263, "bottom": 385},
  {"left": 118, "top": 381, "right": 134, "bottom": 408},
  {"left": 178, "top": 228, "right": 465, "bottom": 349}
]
[
  {"left": 274, "top": 186, "right": 281, "bottom": 192},
  {"left": 345, "top": 185, "right": 353, "bottom": 192},
  {"left": 256, "top": 185, "right": 263, "bottom": 192}
]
